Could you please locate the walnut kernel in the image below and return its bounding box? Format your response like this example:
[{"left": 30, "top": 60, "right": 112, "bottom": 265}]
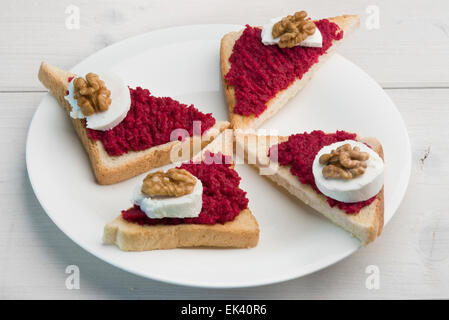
[
  {"left": 319, "top": 144, "right": 369, "bottom": 180},
  {"left": 73, "top": 73, "right": 111, "bottom": 116},
  {"left": 272, "top": 11, "right": 316, "bottom": 48},
  {"left": 141, "top": 168, "right": 197, "bottom": 197}
]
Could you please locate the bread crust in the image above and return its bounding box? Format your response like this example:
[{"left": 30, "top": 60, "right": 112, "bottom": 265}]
[
  {"left": 103, "top": 130, "right": 260, "bottom": 251},
  {"left": 103, "top": 209, "right": 259, "bottom": 251},
  {"left": 220, "top": 15, "right": 361, "bottom": 130},
  {"left": 235, "top": 132, "right": 384, "bottom": 245},
  {"left": 38, "top": 62, "right": 230, "bottom": 184}
]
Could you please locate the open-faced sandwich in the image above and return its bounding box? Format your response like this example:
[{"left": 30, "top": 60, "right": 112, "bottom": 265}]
[
  {"left": 38, "top": 62, "right": 229, "bottom": 184},
  {"left": 235, "top": 130, "right": 384, "bottom": 245},
  {"left": 103, "top": 130, "right": 260, "bottom": 251},
  {"left": 221, "top": 11, "right": 360, "bottom": 129}
]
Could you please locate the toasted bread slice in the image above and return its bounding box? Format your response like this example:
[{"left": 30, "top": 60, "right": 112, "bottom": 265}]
[
  {"left": 38, "top": 62, "right": 230, "bottom": 185},
  {"left": 235, "top": 132, "right": 383, "bottom": 245},
  {"left": 103, "top": 130, "right": 260, "bottom": 251},
  {"left": 221, "top": 15, "right": 360, "bottom": 129}
]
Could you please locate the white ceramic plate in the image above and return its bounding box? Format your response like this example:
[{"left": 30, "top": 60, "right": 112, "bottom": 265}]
[{"left": 26, "top": 25, "right": 411, "bottom": 288}]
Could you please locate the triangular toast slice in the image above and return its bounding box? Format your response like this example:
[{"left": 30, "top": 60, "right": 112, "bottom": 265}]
[
  {"left": 38, "top": 62, "right": 230, "bottom": 184},
  {"left": 103, "top": 130, "right": 260, "bottom": 251},
  {"left": 235, "top": 132, "right": 383, "bottom": 245},
  {"left": 221, "top": 15, "right": 360, "bottom": 129}
]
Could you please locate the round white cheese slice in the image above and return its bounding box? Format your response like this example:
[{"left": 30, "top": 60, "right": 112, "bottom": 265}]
[
  {"left": 312, "top": 140, "right": 384, "bottom": 203},
  {"left": 132, "top": 176, "right": 203, "bottom": 219},
  {"left": 64, "top": 72, "right": 131, "bottom": 131},
  {"left": 261, "top": 17, "right": 323, "bottom": 48}
]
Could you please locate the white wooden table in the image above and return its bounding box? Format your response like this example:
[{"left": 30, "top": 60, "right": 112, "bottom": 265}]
[{"left": 1, "top": 0, "right": 448, "bottom": 299}]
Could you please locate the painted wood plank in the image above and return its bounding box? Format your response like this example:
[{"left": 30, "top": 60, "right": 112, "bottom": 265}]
[
  {"left": 1, "top": 0, "right": 449, "bottom": 91},
  {"left": 0, "top": 88, "right": 447, "bottom": 299}
]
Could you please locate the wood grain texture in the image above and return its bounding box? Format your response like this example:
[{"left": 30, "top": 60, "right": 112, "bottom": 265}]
[
  {"left": 1, "top": 89, "right": 448, "bottom": 299},
  {"left": 1, "top": 0, "right": 448, "bottom": 299},
  {"left": 1, "top": 0, "right": 449, "bottom": 91}
]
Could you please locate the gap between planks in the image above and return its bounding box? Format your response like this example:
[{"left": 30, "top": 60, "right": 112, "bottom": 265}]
[{"left": 2, "top": 87, "right": 449, "bottom": 94}]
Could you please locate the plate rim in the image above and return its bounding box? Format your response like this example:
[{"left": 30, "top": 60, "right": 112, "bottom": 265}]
[{"left": 26, "top": 24, "right": 412, "bottom": 289}]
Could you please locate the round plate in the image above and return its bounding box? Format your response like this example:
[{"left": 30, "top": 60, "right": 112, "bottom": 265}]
[{"left": 26, "top": 24, "right": 411, "bottom": 288}]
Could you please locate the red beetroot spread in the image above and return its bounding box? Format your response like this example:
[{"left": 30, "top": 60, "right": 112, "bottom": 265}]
[
  {"left": 122, "top": 152, "right": 249, "bottom": 225},
  {"left": 86, "top": 87, "right": 216, "bottom": 156},
  {"left": 269, "top": 131, "right": 376, "bottom": 214},
  {"left": 225, "top": 20, "right": 343, "bottom": 117}
]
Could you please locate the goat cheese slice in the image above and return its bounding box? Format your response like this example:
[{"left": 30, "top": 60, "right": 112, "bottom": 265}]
[
  {"left": 261, "top": 17, "right": 323, "bottom": 48},
  {"left": 132, "top": 176, "right": 203, "bottom": 219},
  {"left": 65, "top": 72, "right": 131, "bottom": 131},
  {"left": 312, "top": 140, "right": 384, "bottom": 203}
]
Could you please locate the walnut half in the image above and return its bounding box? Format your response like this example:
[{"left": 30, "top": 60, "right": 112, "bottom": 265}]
[
  {"left": 272, "top": 11, "right": 316, "bottom": 48},
  {"left": 73, "top": 73, "right": 111, "bottom": 116},
  {"left": 141, "top": 168, "right": 197, "bottom": 198},
  {"left": 319, "top": 144, "right": 369, "bottom": 180}
]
